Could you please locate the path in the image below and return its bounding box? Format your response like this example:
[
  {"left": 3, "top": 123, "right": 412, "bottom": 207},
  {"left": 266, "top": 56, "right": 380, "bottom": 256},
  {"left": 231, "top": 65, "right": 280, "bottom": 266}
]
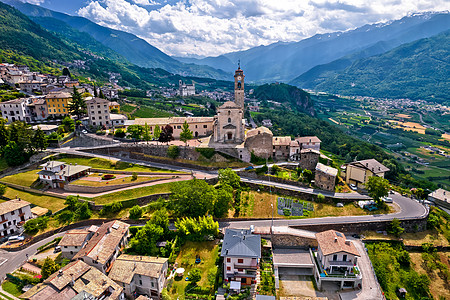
[{"left": 0, "top": 285, "right": 19, "bottom": 300}]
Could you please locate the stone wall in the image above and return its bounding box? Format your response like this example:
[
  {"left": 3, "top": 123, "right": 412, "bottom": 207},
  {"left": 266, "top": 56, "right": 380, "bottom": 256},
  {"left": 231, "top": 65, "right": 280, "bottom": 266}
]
[
  {"left": 237, "top": 171, "right": 309, "bottom": 189},
  {"left": 62, "top": 133, "right": 118, "bottom": 148},
  {"left": 64, "top": 177, "right": 175, "bottom": 193},
  {"left": 268, "top": 234, "right": 318, "bottom": 249},
  {"left": 81, "top": 193, "right": 171, "bottom": 211}
]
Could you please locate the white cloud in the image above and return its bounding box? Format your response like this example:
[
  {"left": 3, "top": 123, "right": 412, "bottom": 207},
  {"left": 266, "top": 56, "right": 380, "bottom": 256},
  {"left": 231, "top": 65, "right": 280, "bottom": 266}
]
[
  {"left": 19, "top": 0, "right": 46, "bottom": 4},
  {"left": 77, "top": 0, "right": 450, "bottom": 57}
]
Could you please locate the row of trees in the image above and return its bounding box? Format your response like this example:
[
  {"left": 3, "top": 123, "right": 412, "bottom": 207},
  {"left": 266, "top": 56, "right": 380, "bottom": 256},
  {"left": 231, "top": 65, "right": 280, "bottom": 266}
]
[{"left": 124, "top": 120, "right": 193, "bottom": 145}]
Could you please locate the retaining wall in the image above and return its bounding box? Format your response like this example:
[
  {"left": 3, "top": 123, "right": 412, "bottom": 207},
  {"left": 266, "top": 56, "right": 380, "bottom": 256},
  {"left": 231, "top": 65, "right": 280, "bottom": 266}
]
[{"left": 64, "top": 177, "right": 178, "bottom": 193}]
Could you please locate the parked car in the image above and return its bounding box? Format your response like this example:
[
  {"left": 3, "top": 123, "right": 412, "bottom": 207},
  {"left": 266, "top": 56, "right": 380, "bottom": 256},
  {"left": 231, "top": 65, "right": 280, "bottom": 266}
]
[
  {"left": 363, "top": 204, "right": 378, "bottom": 211},
  {"left": 244, "top": 166, "right": 254, "bottom": 171},
  {"left": 383, "top": 197, "right": 393, "bottom": 203},
  {"left": 54, "top": 246, "right": 61, "bottom": 253},
  {"left": 389, "top": 190, "right": 395, "bottom": 194},
  {"left": 82, "top": 130, "right": 87, "bottom": 134},
  {"left": 349, "top": 184, "right": 357, "bottom": 191},
  {"left": 8, "top": 235, "right": 24, "bottom": 242}
]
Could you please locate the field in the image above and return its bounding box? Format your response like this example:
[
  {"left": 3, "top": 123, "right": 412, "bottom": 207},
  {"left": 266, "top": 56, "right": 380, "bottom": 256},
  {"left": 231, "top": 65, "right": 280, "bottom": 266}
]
[
  {"left": 3, "top": 187, "right": 65, "bottom": 212},
  {"left": 57, "top": 157, "right": 184, "bottom": 173},
  {"left": 89, "top": 182, "right": 172, "bottom": 204},
  {"left": 72, "top": 174, "right": 164, "bottom": 187},
  {"left": 234, "top": 191, "right": 395, "bottom": 218},
  {"left": 132, "top": 105, "right": 173, "bottom": 118},
  {"left": 169, "top": 241, "right": 219, "bottom": 299},
  {"left": 0, "top": 170, "right": 39, "bottom": 187}
]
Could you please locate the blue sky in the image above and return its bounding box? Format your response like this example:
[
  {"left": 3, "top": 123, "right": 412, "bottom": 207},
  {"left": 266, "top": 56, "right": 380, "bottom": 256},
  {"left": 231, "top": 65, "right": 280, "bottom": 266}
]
[{"left": 20, "top": 0, "right": 450, "bottom": 57}]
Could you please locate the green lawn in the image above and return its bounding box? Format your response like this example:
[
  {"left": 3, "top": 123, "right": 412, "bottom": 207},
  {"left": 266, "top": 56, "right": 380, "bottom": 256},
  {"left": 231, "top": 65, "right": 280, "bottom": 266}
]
[
  {"left": 1, "top": 280, "right": 22, "bottom": 297},
  {"left": 0, "top": 169, "right": 39, "bottom": 187},
  {"left": 90, "top": 182, "right": 172, "bottom": 204},
  {"left": 120, "top": 104, "right": 137, "bottom": 113},
  {"left": 3, "top": 187, "right": 65, "bottom": 212},
  {"left": 132, "top": 105, "right": 173, "bottom": 118},
  {"left": 57, "top": 157, "right": 184, "bottom": 173},
  {"left": 73, "top": 176, "right": 165, "bottom": 187},
  {"left": 169, "top": 241, "right": 219, "bottom": 299}
]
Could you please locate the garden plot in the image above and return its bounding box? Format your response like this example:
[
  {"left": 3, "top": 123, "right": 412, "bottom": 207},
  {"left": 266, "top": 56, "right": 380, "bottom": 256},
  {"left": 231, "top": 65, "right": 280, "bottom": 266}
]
[{"left": 277, "top": 197, "right": 314, "bottom": 217}]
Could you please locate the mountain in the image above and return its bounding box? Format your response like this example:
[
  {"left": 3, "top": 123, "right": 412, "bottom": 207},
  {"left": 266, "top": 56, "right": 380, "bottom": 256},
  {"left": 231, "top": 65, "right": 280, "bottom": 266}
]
[
  {"left": 2, "top": 0, "right": 230, "bottom": 80},
  {"left": 176, "top": 12, "right": 450, "bottom": 83},
  {"left": 297, "top": 31, "right": 450, "bottom": 103},
  {"left": 253, "top": 83, "right": 315, "bottom": 116}
]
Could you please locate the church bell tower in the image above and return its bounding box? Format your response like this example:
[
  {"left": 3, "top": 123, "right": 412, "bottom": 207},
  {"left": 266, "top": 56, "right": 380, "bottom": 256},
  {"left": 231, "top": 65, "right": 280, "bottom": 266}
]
[{"left": 234, "top": 61, "right": 245, "bottom": 110}]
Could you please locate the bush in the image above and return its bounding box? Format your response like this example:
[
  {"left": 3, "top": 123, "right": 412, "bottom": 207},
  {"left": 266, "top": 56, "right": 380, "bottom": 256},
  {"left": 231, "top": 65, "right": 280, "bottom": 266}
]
[
  {"left": 167, "top": 145, "right": 179, "bottom": 159},
  {"left": 114, "top": 129, "right": 126, "bottom": 138},
  {"left": 190, "top": 268, "right": 201, "bottom": 284},
  {"left": 195, "top": 148, "right": 216, "bottom": 159},
  {"left": 131, "top": 172, "right": 138, "bottom": 181},
  {"left": 24, "top": 216, "right": 49, "bottom": 234},
  {"left": 316, "top": 193, "right": 325, "bottom": 203},
  {"left": 129, "top": 205, "right": 143, "bottom": 219},
  {"left": 102, "top": 174, "right": 116, "bottom": 180},
  {"left": 100, "top": 201, "right": 123, "bottom": 216},
  {"left": 283, "top": 208, "right": 291, "bottom": 216},
  {"left": 387, "top": 218, "right": 404, "bottom": 237}
]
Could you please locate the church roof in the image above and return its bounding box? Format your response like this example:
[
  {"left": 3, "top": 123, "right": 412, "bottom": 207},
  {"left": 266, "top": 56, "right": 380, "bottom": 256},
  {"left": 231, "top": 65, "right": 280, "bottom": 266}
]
[{"left": 219, "top": 101, "right": 240, "bottom": 109}]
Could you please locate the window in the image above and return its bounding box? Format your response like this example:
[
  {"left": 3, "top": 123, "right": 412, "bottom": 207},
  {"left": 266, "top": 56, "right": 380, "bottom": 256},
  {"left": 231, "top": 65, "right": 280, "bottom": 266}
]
[
  {"left": 238, "top": 259, "right": 244, "bottom": 264},
  {"left": 228, "top": 118, "right": 231, "bottom": 123},
  {"left": 11, "top": 211, "right": 14, "bottom": 216},
  {"left": 343, "top": 254, "right": 347, "bottom": 261},
  {"left": 139, "top": 280, "right": 142, "bottom": 285},
  {"left": 151, "top": 282, "right": 154, "bottom": 288},
  {"left": 203, "top": 125, "right": 207, "bottom": 128},
  {"left": 64, "top": 246, "right": 67, "bottom": 248},
  {"left": 238, "top": 269, "right": 243, "bottom": 272},
  {"left": 333, "top": 254, "right": 337, "bottom": 261},
  {"left": 227, "top": 258, "right": 231, "bottom": 263},
  {"left": 226, "top": 266, "right": 231, "bottom": 271}
]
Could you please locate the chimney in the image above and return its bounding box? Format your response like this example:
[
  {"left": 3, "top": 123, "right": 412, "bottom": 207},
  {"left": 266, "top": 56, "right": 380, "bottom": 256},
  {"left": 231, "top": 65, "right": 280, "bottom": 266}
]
[
  {"left": 334, "top": 237, "right": 337, "bottom": 243},
  {"left": 58, "top": 270, "right": 63, "bottom": 276},
  {"left": 70, "top": 273, "right": 74, "bottom": 286},
  {"left": 345, "top": 240, "right": 351, "bottom": 245}
]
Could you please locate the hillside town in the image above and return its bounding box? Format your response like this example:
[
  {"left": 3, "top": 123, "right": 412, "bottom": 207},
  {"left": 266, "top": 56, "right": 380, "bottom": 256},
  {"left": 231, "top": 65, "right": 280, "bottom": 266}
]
[{"left": 0, "top": 62, "right": 447, "bottom": 300}]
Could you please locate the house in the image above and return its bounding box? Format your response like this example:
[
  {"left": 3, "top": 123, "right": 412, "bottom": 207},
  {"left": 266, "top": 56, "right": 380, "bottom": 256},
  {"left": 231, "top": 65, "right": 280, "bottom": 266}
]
[
  {"left": 313, "top": 230, "right": 361, "bottom": 289},
  {"left": 261, "top": 119, "right": 272, "bottom": 127},
  {"left": 110, "top": 114, "right": 128, "bottom": 127},
  {"left": 109, "top": 101, "right": 120, "bottom": 112},
  {"left": 28, "top": 98, "right": 49, "bottom": 121},
  {"left": 0, "top": 98, "right": 33, "bottom": 123},
  {"left": 108, "top": 255, "right": 168, "bottom": 299},
  {"left": 20, "top": 260, "right": 125, "bottom": 300},
  {"left": 315, "top": 163, "right": 338, "bottom": 191},
  {"left": 58, "top": 229, "right": 94, "bottom": 259},
  {"left": 86, "top": 97, "right": 111, "bottom": 128},
  {"left": 31, "top": 124, "right": 58, "bottom": 135},
  {"left": 295, "top": 136, "right": 321, "bottom": 152},
  {"left": 45, "top": 92, "right": 72, "bottom": 117},
  {"left": 220, "top": 228, "right": 261, "bottom": 286},
  {"left": 0, "top": 199, "right": 32, "bottom": 237},
  {"left": 342, "top": 159, "right": 390, "bottom": 189},
  {"left": 298, "top": 149, "right": 320, "bottom": 170},
  {"left": 428, "top": 188, "right": 450, "bottom": 210},
  {"left": 38, "top": 161, "right": 91, "bottom": 189},
  {"left": 272, "top": 136, "right": 291, "bottom": 160},
  {"left": 19, "top": 80, "right": 46, "bottom": 93},
  {"left": 73, "top": 220, "right": 130, "bottom": 274}
]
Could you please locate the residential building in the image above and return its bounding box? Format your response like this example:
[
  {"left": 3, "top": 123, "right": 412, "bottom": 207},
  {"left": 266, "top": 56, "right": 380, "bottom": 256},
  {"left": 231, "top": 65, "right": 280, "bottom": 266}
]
[
  {"left": 38, "top": 161, "right": 91, "bottom": 189},
  {"left": 178, "top": 80, "right": 195, "bottom": 97},
  {"left": 313, "top": 230, "right": 361, "bottom": 289},
  {"left": 73, "top": 220, "right": 130, "bottom": 274},
  {"left": 295, "top": 136, "right": 321, "bottom": 152},
  {"left": 32, "top": 124, "right": 58, "bottom": 135},
  {"left": 0, "top": 199, "right": 32, "bottom": 237},
  {"left": 19, "top": 80, "right": 46, "bottom": 93},
  {"left": 342, "top": 159, "right": 390, "bottom": 189},
  {"left": 298, "top": 149, "right": 320, "bottom": 170},
  {"left": 109, "top": 101, "right": 120, "bottom": 112},
  {"left": 220, "top": 228, "right": 261, "bottom": 286},
  {"left": 0, "top": 98, "right": 33, "bottom": 123},
  {"left": 315, "top": 163, "right": 338, "bottom": 191},
  {"left": 20, "top": 260, "right": 125, "bottom": 300},
  {"left": 428, "top": 188, "right": 450, "bottom": 210},
  {"left": 110, "top": 114, "right": 128, "bottom": 127},
  {"left": 58, "top": 229, "right": 94, "bottom": 259},
  {"left": 108, "top": 255, "right": 168, "bottom": 299},
  {"left": 45, "top": 91, "right": 72, "bottom": 117},
  {"left": 28, "top": 98, "right": 49, "bottom": 121},
  {"left": 86, "top": 97, "right": 111, "bottom": 128},
  {"left": 272, "top": 136, "right": 291, "bottom": 160}
]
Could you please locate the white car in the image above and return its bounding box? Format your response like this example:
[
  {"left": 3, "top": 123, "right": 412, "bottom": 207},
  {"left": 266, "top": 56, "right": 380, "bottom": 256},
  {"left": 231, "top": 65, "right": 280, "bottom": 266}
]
[
  {"left": 349, "top": 184, "right": 357, "bottom": 191},
  {"left": 383, "top": 197, "right": 393, "bottom": 203},
  {"left": 8, "top": 235, "right": 24, "bottom": 242},
  {"left": 82, "top": 130, "right": 88, "bottom": 134}
]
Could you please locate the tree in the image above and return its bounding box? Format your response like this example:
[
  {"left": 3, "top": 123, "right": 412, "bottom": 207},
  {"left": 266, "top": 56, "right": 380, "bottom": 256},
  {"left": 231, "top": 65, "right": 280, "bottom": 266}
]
[
  {"left": 271, "top": 164, "right": 280, "bottom": 175},
  {"left": 62, "top": 67, "right": 71, "bottom": 77},
  {"left": 179, "top": 120, "right": 193, "bottom": 146},
  {"left": 131, "top": 172, "right": 138, "bottom": 181},
  {"left": 159, "top": 125, "right": 174, "bottom": 144},
  {"left": 190, "top": 268, "right": 201, "bottom": 284},
  {"left": 128, "top": 222, "right": 163, "bottom": 255},
  {"left": 0, "top": 118, "right": 9, "bottom": 148},
  {"left": 167, "top": 145, "right": 179, "bottom": 159},
  {"left": 93, "top": 84, "right": 98, "bottom": 97},
  {"left": 41, "top": 258, "right": 60, "bottom": 279},
  {"left": 99, "top": 89, "right": 105, "bottom": 99},
  {"left": 387, "top": 218, "right": 404, "bottom": 237},
  {"left": 170, "top": 179, "right": 216, "bottom": 217},
  {"left": 74, "top": 201, "right": 92, "bottom": 220},
  {"left": 154, "top": 125, "right": 161, "bottom": 141},
  {"left": 218, "top": 168, "right": 241, "bottom": 189},
  {"left": 24, "top": 216, "right": 48, "bottom": 234},
  {"left": 3, "top": 141, "right": 28, "bottom": 166},
  {"left": 151, "top": 208, "right": 169, "bottom": 232},
  {"left": 68, "top": 86, "right": 86, "bottom": 120},
  {"left": 129, "top": 205, "right": 143, "bottom": 220},
  {"left": 366, "top": 176, "right": 390, "bottom": 204},
  {"left": 303, "top": 169, "right": 314, "bottom": 183},
  {"left": 62, "top": 117, "right": 75, "bottom": 132},
  {"left": 142, "top": 123, "right": 152, "bottom": 143},
  {"left": 32, "top": 128, "right": 48, "bottom": 152},
  {"left": 316, "top": 193, "right": 325, "bottom": 203},
  {"left": 127, "top": 125, "right": 143, "bottom": 140},
  {"left": 0, "top": 184, "right": 6, "bottom": 196},
  {"left": 64, "top": 195, "right": 78, "bottom": 211},
  {"left": 114, "top": 129, "right": 126, "bottom": 138},
  {"left": 214, "top": 184, "right": 233, "bottom": 218}
]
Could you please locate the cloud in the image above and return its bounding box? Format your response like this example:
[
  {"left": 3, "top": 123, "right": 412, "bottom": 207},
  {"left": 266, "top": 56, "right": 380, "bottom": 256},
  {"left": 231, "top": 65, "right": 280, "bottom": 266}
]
[
  {"left": 19, "top": 0, "right": 46, "bottom": 4},
  {"left": 77, "top": 0, "right": 450, "bottom": 57}
]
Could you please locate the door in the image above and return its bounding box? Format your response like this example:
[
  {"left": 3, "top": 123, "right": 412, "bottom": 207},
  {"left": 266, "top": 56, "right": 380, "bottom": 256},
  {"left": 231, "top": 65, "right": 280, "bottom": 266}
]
[{"left": 227, "top": 132, "right": 233, "bottom": 140}]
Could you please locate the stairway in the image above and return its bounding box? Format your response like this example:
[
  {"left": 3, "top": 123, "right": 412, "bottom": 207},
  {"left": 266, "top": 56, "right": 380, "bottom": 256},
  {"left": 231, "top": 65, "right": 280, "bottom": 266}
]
[{"left": 251, "top": 268, "right": 261, "bottom": 299}]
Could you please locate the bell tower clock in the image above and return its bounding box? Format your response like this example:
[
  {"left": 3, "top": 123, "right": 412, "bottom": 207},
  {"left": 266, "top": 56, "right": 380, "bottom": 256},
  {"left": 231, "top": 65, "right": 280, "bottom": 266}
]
[{"left": 234, "top": 61, "right": 245, "bottom": 109}]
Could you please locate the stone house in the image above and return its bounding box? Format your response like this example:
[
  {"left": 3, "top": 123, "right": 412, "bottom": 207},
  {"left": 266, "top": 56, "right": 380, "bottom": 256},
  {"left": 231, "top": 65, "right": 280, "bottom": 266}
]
[
  {"left": 244, "top": 126, "right": 273, "bottom": 159},
  {"left": 0, "top": 98, "right": 33, "bottom": 123},
  {"left": 342, "top": 159, "right": 389, "bottom": 189},
  {"left": 298, "top": 149, "right": 320, "bottom": 171},
  {"left": 28, "top": 98, "right": 49, "bottom": 121},
  {"left": 58, "top": 228, "right": 95, "bottom": 259},
  {"left": 38, "top": 161, "right": 91, "bottom": 189},
  {"left": 295, "top": 136, "right": 321, "bottom": 152},
  {"left": 0, "top": 199, "right": 32, "bottom": 237},
  {"left": 73, "top": 220, "right": 130, "bottom": 274},
  {"left": 221, "top": 228, "right": 261, "bottom": 286},
  {"left": 315, "top": 162, "right": 338, "bottom": 191},
  {"left": 108, "top": 255, "right": 168, "bottom": 299},
  {"left": 428, "top": 188, "right": 450, "bottom": 210},
  {"left": 272, "top": 136, "right": 291, "bottom": 160}
]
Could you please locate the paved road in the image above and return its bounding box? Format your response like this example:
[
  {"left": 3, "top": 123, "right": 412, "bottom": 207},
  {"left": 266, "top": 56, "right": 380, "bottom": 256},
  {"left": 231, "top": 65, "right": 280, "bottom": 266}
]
[{"left": 0, "top": 232, "right": 65, "bottom": 281}]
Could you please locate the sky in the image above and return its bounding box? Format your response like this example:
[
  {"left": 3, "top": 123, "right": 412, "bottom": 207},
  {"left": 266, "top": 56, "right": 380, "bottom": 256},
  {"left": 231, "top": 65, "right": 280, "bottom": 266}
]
[{"left": 19, "top": 0, "right": 450, "bottom": 58}]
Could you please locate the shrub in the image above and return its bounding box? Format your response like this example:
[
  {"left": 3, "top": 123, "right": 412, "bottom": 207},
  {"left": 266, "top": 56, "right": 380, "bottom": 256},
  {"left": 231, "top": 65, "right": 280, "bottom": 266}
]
[
  {"left": 102, "top": 174, "right": 116, "bottom": 180},
  {"left": 114, "top": 129, "right": 126, "bottom": 138},
  {"left": 24, "top": 216, "right": 49, "bottom": 234},
  {"left": 129, "top": 205, "right": 143, "bottom": 219},
  {"left": 316, "top": 193, "right": 325, "bottom": 203},
  {"left": 100, "top": 201, "right": 123, "bottom": 216},
  {"left": 283, "top": 208, "right": 291, "bottom": 216},
  {"left": 195, "top": 148, "right": 216, "bottom": 159},
  {"left": 167, "top": 145, "right": 179, "bottom": 159},
  {"left": 131, "top": 172, "right": 138, "bottom": 181},
  {"left": 190, "top": 268, "right": 201, "bottom": 284}
]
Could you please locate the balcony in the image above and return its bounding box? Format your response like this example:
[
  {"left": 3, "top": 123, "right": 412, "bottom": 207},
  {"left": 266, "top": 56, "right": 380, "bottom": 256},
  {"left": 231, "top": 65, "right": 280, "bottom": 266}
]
[
  {"left": 313, "top": 252, "right": 361, "bottom": 280},
  {"left": 328, "top": 260, "right": 354, "bottom": 267}
]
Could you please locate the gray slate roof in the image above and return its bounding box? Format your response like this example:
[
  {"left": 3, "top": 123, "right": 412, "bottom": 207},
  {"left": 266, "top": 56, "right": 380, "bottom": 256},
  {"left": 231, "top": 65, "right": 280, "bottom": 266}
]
[{"left": 220, "top": 228, "right": 261, "bottom": 258}]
